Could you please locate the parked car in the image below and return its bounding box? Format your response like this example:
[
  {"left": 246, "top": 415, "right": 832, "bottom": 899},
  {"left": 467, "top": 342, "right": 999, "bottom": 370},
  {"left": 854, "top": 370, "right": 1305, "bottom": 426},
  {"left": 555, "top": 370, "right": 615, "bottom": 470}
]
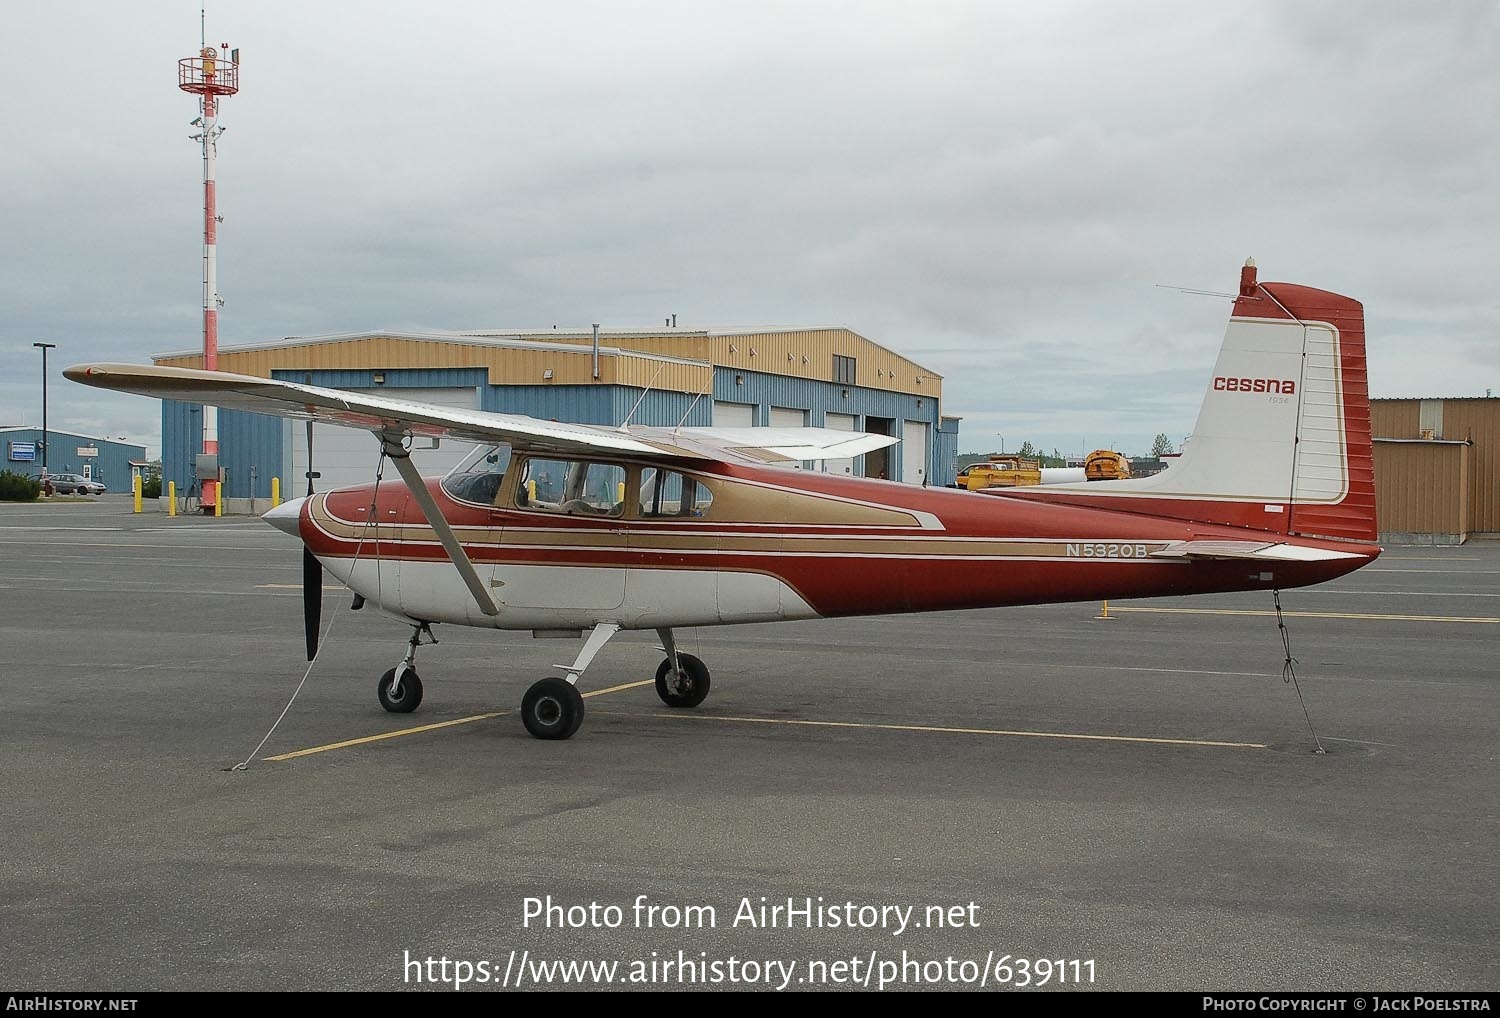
[{"left": 47, "top": 472, "right": 106, "bottom": 495}]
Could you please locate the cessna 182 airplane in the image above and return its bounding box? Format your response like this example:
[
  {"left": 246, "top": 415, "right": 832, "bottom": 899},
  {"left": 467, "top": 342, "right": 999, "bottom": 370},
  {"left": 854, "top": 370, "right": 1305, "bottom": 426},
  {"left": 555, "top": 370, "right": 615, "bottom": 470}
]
[{"left": 67, "top": 261, "right": 1378, "bottom": 740}]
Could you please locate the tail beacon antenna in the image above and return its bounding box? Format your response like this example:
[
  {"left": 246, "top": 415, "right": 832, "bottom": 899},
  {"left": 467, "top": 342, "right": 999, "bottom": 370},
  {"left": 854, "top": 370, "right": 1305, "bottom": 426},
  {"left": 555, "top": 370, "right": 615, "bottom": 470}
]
[{"left": 179, "top": 29, "right": 239, "bottom": 514}]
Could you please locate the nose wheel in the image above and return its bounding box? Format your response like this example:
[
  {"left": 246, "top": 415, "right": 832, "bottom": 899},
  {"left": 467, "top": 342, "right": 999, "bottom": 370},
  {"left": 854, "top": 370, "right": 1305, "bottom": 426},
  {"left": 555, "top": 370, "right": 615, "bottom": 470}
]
[
  {"left": 378, "top": 623, "right": 434, "bottom": 714},
  {"left": 377, "top": 667, "right": 423, "bottom": 713}
]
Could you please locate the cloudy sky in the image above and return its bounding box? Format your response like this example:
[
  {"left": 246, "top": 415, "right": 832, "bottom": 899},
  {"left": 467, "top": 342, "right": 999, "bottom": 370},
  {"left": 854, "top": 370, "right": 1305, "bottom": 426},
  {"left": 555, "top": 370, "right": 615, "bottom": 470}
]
[{"left": 2, "top": 1, "right": 1496, "bottom": 460}]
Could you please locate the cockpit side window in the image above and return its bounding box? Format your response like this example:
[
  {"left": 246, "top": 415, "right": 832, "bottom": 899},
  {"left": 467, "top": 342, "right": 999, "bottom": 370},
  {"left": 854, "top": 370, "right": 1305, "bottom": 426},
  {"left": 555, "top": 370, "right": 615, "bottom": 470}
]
[
  {"left": 516, "top": 458, "right": 626, "bottom": 518},
  {"left": 639, "top": 468, "right": 713, "bottom": 519},
  {"left": 440, "top": 444, "right": 512, "bottom": 506}
]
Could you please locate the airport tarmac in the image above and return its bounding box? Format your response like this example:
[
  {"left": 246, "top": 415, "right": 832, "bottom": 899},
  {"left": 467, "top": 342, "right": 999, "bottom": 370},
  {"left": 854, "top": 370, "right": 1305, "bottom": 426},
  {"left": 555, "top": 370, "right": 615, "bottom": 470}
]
[{"left": 2, "top": 499, "right": 1496, "bottom": 991}]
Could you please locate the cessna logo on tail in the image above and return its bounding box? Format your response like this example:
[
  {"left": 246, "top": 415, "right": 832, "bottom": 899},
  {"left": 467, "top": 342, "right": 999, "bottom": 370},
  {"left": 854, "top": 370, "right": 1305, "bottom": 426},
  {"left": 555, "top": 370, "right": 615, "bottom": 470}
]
[{"left": 1214, "top": 376, "right": 1296, "bottom": 394}]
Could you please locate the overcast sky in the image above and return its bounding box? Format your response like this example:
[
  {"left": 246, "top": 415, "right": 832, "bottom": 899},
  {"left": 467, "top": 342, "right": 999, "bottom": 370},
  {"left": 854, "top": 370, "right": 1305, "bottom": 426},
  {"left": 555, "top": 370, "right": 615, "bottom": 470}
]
[{"left": 2, "top": 1, "right": 1496, "bottom": 461}]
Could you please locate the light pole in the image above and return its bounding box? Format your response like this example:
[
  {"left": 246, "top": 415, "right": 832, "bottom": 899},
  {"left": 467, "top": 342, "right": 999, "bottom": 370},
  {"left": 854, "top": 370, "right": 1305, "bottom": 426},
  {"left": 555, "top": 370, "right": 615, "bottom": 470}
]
[
  {"left": 996, "top": 433, "right": 1004, "bottom": 454},
  {"left": 33, "top": 342, "right": 56, "bottom": 476}
]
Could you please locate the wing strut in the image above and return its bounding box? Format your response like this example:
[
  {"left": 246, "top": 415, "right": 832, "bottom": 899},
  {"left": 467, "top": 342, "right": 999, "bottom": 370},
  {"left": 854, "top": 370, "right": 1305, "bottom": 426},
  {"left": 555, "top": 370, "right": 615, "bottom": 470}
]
[{"left": 380, "top": 433, "right": 500, "bottom": 617}]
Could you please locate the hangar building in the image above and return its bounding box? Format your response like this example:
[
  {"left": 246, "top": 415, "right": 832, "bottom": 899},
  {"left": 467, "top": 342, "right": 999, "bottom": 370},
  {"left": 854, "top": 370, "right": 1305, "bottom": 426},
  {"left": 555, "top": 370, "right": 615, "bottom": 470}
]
[
  {"left": 154, "top": 326, "right": 959, "bottom": 511},
  {"left": 1373, "top": 397, "right": 1500, "bottom": 545},
  {"left": 2, "top": 426, "right": 147, "bottom": 493}
]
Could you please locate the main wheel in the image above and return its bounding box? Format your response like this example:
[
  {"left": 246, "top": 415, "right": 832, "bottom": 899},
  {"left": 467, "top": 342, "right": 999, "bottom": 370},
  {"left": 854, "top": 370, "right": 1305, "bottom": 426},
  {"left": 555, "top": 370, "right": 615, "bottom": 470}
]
[
  {"left": 655, "top": 654, "right": 711, "bottom": 708},
  {"left": 377, "top": 667, "right": 423, "bottom": 713},
  {"left": 521, "top": 676, "right": 585, "bottom": 740}
]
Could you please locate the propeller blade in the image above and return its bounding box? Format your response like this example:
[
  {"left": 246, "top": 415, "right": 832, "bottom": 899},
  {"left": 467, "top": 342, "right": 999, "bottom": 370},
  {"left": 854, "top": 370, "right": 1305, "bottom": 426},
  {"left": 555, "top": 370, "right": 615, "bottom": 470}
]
[
  {"left": 304, "top": 421, "right": 319, "bottom": 498},
  {"left": 303, "top": 545, "right": 323, "bottom": 661},
  {"left": 302, "top": 419, "right": 322, "bottom": 660}
]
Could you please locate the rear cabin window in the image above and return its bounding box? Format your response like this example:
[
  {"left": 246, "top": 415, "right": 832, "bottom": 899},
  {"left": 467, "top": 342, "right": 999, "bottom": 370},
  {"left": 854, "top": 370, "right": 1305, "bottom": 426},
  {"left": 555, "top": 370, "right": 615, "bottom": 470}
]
[
  {"left": 516, "top": 458, "right": 626, "bottom": 518},
  {"left": 639, "top": 468, "right": 713, "bottom": 519}
]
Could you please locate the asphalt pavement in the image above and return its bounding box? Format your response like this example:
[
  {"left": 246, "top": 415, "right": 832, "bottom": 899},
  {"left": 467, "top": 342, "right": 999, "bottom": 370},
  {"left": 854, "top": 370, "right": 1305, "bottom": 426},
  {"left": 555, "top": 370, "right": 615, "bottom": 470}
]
[{"left": 1, "top": 498, "right": 1496, "bottom": 991}]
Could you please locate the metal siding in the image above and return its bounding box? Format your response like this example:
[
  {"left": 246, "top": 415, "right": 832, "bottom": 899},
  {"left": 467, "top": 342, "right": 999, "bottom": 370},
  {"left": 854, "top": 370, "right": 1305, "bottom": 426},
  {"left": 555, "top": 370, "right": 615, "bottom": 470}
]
[
  {"left": 611, "top": 388, "right": 705, "bottom": 428},
  {"left": 218, "top": 410, "right": 284, "bottom": 500},
  {"left": 161, "top": 338, "right": 710, "bottom": 394},
  {"left": 1374, "top": 442, "right": 1468, "bottom": 538},
  {"left": 1374, "top": 398, "right": 1500, "bottom": 535},
  {"left": 607, "top": 358, "right": 714, "bottom": 395},
  {"left": 3, "top": 428, "right": 145, "bottom": 492},
  {"left": 538, "top": 328, "right": 945, "bottom": 398},
  {"left": 479, "top": 385, "right": 618, "bottom": 425},
  {"left": 1371, "top": 400, "right": 1420, "bottom": 439},
  {"left": 714, "top": 368, "right": 946, "bottom": 483},
  {"left": 705, "top": 329, "right": 942, "bottom": 397},
  {"left": 934, "top": 418, "right": 959, "bottom": 486},
  {"left": 270, "top": 367, "right": 489, "bottom": 391},
  {"left": 1439, "top": 400, "right": 1500, "bottom": 533},
  {"left": 161, "top": 400, "right": 205, "bottom": 497}
]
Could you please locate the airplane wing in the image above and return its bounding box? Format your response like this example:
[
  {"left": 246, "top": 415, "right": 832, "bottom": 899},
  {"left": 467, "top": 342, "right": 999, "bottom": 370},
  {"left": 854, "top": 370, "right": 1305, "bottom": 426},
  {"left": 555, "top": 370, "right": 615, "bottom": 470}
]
[
  {"left": 64, "top": 363, "right": 898, "bottom": 463},
  {"left": 656, "top": 426, "right": 899, "bottom": 463},
  {"left": 1150, "top": 540, "right": 1367, "bottom": 562}
]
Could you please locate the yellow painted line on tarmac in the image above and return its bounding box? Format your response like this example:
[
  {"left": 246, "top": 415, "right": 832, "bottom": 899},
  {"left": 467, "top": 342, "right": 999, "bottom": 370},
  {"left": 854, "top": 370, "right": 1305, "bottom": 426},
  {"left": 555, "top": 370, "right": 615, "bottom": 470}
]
[
  {"left": 592, "top": 710, "right": 1265, "bottom": 750},
  {"left": 1110, "top": 606, "right": 1498, "bottom": 624},
  {"left": 264, "top": 679, "right": 655, "bottom": 761},
  {"left": 264, "top": 712, "right": 507, "bottom": 760},
  {"left": 582, "top": 679, "right": 654, "bottom": 699}
]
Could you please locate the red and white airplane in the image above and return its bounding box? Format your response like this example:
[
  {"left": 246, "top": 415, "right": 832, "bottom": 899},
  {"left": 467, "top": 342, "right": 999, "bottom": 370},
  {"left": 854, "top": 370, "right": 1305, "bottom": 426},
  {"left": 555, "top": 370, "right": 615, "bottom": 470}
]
[{"left": 68, "top": 261, "right": 1379, "bottom": 740}]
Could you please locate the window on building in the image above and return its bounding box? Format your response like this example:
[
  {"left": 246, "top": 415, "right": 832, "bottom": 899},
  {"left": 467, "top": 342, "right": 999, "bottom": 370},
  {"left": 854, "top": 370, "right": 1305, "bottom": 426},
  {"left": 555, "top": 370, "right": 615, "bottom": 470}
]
[{"left": 833, "top": 354, "right": 857, "bottom": 385}]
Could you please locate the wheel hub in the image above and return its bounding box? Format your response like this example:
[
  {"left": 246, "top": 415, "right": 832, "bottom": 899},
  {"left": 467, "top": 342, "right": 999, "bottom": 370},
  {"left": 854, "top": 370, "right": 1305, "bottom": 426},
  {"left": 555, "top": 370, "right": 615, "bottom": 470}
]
[{"left": 535, "top": 696, "right": 561, "bottom": 726}]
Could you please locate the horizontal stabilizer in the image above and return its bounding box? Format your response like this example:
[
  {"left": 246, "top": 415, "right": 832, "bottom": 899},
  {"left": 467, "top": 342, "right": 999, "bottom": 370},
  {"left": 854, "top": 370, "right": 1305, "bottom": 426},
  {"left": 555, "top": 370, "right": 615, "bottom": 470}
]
[{"left": 1150, "top": 540, "right": 1366, "bottom": 562}]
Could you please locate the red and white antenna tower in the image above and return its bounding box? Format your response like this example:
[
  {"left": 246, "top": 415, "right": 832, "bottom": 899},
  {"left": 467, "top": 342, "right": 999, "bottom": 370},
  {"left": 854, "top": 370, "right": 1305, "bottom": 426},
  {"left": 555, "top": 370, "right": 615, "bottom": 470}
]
[{"left": 179, "top": 25, "right": 239, "bottom": 512}]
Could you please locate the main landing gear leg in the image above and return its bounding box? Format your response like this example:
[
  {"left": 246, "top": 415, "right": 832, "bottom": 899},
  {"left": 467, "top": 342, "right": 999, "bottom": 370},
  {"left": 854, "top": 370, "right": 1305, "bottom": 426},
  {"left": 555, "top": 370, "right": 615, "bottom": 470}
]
[
  {"left": 377, "top": 622, "right": 434, "bottom": 714},
  {"left": 520, "top": 623, "right": 620, "bottom": 740},
  {"left": 654, "top": 627, "right": 711, "bottom": 709}
]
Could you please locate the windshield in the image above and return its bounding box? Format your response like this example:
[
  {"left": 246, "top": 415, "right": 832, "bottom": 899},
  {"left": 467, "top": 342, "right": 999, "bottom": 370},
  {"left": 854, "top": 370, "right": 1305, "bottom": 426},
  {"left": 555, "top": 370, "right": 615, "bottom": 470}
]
[{"left": 440, "top": 444, "right": 512, "bottom": 505}]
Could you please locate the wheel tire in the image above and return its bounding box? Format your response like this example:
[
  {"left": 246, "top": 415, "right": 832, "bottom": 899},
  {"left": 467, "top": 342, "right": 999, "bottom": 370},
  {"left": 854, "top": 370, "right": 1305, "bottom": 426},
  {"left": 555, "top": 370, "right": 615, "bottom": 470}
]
[
  {"left": 377, "top": 667, "right": 423, "bottom": 713},
  {"left": 522, "top": 676, "right": 585, "bottom": 740},
  {"left": 655, "top": 654, "right": 711, "bottom": 709}
]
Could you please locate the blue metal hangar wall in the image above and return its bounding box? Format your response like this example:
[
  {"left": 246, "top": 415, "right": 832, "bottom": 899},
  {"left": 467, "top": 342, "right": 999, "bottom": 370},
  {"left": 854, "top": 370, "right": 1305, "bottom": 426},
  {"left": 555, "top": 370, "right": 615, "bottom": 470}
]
[{"left": 154, "top": 326, "right": 960, "bottom": 511}]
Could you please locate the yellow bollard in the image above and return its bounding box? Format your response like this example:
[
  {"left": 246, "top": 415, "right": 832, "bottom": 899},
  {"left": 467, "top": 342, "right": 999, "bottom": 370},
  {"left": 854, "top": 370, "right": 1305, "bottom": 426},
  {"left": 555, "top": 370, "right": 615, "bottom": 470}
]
[
  {"left": 271, "top": 476, "right": 280, "bottom": 508},
  {"left": 1095, "top": 600, "right": 1114, "bottom": 620},
  {"left": 133, "top": 474, "right": 142, "bottom": 513},
  {"left": 168, "top": 481, "right": 177, "bottom": 517},
  {"left": 215, "top": 471, "right": 224, "bottom": 518}
]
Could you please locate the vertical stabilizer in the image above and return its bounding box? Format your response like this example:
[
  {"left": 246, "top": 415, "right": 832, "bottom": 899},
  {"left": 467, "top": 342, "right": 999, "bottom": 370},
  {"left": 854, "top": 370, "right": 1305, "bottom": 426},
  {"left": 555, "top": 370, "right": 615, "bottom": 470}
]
[{"left": 997, "top": 261, "right": 1376, "bottom": 542}]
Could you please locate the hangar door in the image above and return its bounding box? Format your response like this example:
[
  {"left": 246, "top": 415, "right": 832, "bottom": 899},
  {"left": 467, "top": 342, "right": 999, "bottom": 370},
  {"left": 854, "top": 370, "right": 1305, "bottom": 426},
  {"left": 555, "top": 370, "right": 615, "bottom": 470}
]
[
  {"left": 712, "top": 401, "right": 756, "bottom": 428},
  {"left": 288, "top": 387, "right": 481, "bottom": 493},
  {"left": 902, "top": 421, "right": 929, "bottom": 485},
  {"left": 822, "top": 412, "right": 857, "bottom": 476},
  {"left": 768, "top": 407, "right": 808, "bottom": 470}
]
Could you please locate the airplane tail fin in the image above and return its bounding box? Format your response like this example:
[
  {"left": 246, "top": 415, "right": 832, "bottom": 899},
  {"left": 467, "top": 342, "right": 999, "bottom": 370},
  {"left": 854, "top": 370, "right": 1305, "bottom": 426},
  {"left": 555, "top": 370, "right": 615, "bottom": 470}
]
[{"left": 1009, "top": 261, "right": 1376, "bottom": 542}]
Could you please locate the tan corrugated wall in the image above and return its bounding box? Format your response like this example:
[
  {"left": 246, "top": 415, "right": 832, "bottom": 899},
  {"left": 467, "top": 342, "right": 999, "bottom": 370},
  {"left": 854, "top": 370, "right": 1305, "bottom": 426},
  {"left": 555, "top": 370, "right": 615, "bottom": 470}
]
[
  {"left": 155, "top": 337, "right": 712, "bottom": 395},
  {"left": 1440, "top": 402, "right": 1500, "bottom": 533},
  {"left": 1373, "top": 398, "right": 1500, "bottom": 535},
  {"left": 530, "top": 328, "right": 944, "bottom": 398},
  {"left": 1374, "top": 442, "right": 1469, "bottom": 537},
  {"left": 1370, "top": 401, "right": 1420, "bottom": 440}
]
